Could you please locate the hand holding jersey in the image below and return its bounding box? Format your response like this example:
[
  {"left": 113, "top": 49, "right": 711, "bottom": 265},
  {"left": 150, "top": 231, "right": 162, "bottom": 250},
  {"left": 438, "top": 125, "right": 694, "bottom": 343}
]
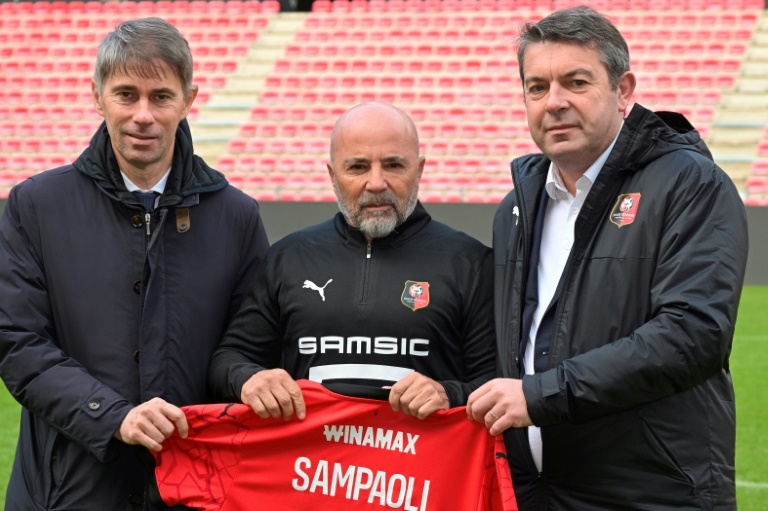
[
  {"left": 114, "top": 397, "right": 189, "bottom": 452},
  {"left": 241, "top": 368, "right": 449, "bottom": 421},
  {"left": 466, "top": 378, "right": 533, "bottom": 436},
  {"left": 240, "top": 368, "right": 306, "bottom": 421},
  {"left": 388, "top": 371, "right": 450, "bottom": 420}
]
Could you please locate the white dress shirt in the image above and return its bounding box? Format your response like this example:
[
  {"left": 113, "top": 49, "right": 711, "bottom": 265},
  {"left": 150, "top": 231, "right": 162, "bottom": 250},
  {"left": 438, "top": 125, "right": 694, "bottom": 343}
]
[{"left": 525, "top": 130, "right": 621, "bottom": 472}]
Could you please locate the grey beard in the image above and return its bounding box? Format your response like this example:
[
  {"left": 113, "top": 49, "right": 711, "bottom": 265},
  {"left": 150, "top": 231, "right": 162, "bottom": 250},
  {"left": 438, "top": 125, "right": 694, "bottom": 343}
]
[
  {"left": 357, "top": 210, "right": 400, "bottom": 239},
  {"left": 333, "top": 178, "right": 419, "bottom": 240}
]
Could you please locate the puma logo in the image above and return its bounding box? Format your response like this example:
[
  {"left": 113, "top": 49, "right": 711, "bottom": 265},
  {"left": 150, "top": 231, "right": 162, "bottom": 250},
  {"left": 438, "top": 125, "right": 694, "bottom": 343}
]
[
  {"left": 303, "top": 279, "right": 333, "bottom": 301},
  {"left": 218, "top": 403, "right": 237, "bottom": 420}
]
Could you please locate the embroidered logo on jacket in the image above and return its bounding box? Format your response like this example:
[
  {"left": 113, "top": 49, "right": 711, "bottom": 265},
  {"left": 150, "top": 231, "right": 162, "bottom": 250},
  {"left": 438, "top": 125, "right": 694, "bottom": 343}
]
[
  {"left": 609, "top": 193, "right": 641, "bottom": 228},
  {"left": 401, "top": 281, "right": 430, "bottom": 311},
  {"left": 303, "top": 279, "right": 333, "bottom": 301}
]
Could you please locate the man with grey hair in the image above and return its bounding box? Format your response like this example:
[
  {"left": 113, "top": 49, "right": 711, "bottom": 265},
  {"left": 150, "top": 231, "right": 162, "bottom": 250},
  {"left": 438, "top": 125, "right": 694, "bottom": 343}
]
[
  {"left": 466, "top": 6, "right": 748, "bottom": 509},
  {"left": 0, "top": 18, "right": 269, "bottom": 509},
  {"left": 209, "top": 102, "right": 495, "bottom": 424}
]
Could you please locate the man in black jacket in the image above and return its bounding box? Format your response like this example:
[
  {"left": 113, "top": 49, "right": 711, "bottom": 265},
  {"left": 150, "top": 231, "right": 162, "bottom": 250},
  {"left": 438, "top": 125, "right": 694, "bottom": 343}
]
[
  {"left": 466, "top": 7, "right": 748, "bottom": 510},
  {"left": 210, "top": 102, "right": 495, "bottom": 421},
  {"left": 0, "top": 18, "right": 269, "bottom": 510}
]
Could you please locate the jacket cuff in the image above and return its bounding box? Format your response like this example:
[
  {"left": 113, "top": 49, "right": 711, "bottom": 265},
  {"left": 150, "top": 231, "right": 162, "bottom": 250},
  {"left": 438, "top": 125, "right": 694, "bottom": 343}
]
[
  {"left": 522, "top": 369, "right": 565, "bottom": 427},
  {"left": 230, "top": 365, "right": 266, "bottom": 402},
  {"left": 78, "top": 388, "right": 134, "bottom": 463},
  {"left": 439, "top": 380, "right": 463, "bottom": 408}
]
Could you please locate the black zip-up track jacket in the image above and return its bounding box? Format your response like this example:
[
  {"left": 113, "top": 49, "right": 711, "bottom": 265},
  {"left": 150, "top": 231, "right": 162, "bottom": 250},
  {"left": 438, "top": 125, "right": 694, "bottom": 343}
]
[{"left": 210, "top": 202, "right": 496, "bottom": 407}]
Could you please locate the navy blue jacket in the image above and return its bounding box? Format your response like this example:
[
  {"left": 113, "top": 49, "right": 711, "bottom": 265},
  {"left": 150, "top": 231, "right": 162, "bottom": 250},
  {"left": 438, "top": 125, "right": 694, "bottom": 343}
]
[{"left": 0, "top": 120, "right": 269, "bottom": 510}]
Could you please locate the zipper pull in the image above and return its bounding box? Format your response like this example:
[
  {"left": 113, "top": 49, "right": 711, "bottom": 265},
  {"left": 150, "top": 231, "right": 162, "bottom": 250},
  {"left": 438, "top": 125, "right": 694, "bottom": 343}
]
[
  {"left": 145, "top": 212, "right": 151, "bottom": 237},
  {"left": 366, "top": 241, "right": 372, "bottom": 259}
]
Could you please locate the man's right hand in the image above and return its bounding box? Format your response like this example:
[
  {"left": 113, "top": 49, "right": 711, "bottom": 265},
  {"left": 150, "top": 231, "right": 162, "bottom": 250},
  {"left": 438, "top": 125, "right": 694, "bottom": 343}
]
[{"left": 240, "top": 368, "right": 306, "bottom": 421}]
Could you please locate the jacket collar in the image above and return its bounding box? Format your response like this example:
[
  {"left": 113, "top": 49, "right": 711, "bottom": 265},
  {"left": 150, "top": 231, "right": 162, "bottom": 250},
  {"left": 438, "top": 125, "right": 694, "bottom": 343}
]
[
  {"left": 333, "top": 201, "right": 432, "bottom": 248},
  {"left": 72, "top": 119, "right": 228, "bottom": 208},
  {"left": 603, "top": 103, "right": 711, "bottom": 178}
]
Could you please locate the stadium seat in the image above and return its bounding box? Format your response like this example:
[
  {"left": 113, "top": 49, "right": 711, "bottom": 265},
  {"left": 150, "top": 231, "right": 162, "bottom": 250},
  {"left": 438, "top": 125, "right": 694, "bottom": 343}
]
[
  {"left": 217, "top": 156, "right": 236, "bottom": 172},
  {"left": 752, "top": 161, "right": 768, "bottom": 176},
  {"left": 746, "top": 177, "right": 768, "bottom": 194},
  {"left": 0, "top": 0, "right": 759, "bottom": 205}
]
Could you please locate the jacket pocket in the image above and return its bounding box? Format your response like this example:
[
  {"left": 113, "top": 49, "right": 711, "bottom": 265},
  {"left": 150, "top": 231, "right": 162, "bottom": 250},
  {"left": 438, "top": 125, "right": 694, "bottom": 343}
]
[
  {"left": 641, "top": 417, "right": 697, "bottom": 491},
  {"left": 33, "top": 428, "right": 61, "bottom": 509}
]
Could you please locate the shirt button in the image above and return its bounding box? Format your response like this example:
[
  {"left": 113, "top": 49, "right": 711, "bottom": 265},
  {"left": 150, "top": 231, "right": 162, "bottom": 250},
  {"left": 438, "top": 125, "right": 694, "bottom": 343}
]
[
  {"left": 129, "top": 494, "right": 142, "bottom": 505},
  {"left": 133, "top": 350, "right": 140, "bottom": 362},
  {"left": 133, "top": 281, "right": 142, "bottom": 294},
  {"left": 88, "top": 401, "right": 100, "bottom": 410},
  {"left": 131, "top": 215, "right": 143, "bottom": 228}
]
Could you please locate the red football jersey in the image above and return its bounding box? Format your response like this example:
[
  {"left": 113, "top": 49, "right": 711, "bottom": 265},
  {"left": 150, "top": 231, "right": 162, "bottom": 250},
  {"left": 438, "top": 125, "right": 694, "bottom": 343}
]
[{"left": 154, "top": 380, "right": 517, "bottom": 511}]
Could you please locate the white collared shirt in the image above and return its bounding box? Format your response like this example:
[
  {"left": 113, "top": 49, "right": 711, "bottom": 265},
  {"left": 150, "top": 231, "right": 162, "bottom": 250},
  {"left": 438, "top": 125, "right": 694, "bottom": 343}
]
[
  {"left": 121, "top": 168, "right": 171, "bottom": 209},
  {"left": 525, "top": 128, "right": 622, "bottom": 472},
  {"left": 120, "top": 171, "right": 171, "bottom": 195}
]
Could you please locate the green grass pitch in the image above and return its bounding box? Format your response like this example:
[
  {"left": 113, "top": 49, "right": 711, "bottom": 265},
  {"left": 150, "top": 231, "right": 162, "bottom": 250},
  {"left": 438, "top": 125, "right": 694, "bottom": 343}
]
[{"left": 0, "top": 286, "right": 766, "bottom": 506}]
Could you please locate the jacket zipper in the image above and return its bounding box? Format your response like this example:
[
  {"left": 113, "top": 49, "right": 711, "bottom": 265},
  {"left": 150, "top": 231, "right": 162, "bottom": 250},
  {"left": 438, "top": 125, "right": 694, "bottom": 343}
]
[
  {"left": 361, "top": 240, "right": 372, "bottom": 302},
  {"left": 513, "top": 164, "right": 529, "bottom": 376},
  {"left": 537, "top": 469, "right": 546, "bottom": 509},
  {"left": 145, "top": 212, "right": 152, "bottom": 249}
]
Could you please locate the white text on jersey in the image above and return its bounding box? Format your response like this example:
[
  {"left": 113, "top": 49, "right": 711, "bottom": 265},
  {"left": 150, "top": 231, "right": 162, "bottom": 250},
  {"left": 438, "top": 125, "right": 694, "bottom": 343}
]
[
  {"left": 323, "top": 425, "right": 418, "bottom": 455},
  {"left": 292, "top": 457, "right": 430, "bottom": 510},
  {"left": 299, "top": 337, "right": 429, "bottom": 356}
]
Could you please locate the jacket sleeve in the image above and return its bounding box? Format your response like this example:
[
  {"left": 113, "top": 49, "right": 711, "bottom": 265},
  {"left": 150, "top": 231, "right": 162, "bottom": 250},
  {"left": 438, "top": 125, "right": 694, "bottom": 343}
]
[
  {"left": 523, "top": 159, "right": 749, "bottom": 426},
  {"left": 0, "top": 185, "right": 133, "bottom": 462},
  {"left": 440, "top": 249, "right": 497, "bottom": 406},
  {"left": 208, "top": 249, "right": 283, "bottom": 402},
  {"left": 224, "top": 200, "right": 270, "bottom": 324}
]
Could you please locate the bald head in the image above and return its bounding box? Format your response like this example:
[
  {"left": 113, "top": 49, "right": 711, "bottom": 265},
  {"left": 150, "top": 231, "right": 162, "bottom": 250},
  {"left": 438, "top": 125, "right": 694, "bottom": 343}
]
[
  {"left": 326, "top": 102, "right": 425, "bottom": 242},
  {"left": 329, "top": 102, "right": 420, "bottom": 163}
]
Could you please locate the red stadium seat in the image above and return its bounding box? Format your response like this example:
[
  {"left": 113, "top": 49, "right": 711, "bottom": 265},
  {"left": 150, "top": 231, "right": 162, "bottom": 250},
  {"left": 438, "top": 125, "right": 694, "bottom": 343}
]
[
  {"left": 0, "top": 1, "right": 747, "bottom": 203},
  {"left": 752, "top": 161, "right": 768, "bottom": 176}
]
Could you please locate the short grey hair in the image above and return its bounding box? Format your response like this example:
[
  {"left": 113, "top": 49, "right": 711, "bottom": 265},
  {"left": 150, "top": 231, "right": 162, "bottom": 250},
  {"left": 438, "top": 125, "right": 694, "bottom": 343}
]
[
  {"left": 94, "top": 17, "right": 194, "bottom": 98},
  {"left": 517, "top": 6, "right": 630, "bottom": 90}
]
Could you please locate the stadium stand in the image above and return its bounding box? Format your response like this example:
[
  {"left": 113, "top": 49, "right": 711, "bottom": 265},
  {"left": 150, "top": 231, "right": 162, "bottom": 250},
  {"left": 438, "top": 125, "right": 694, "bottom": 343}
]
[{"left": 0, "top": 0, "right": 766, "bottom": 204}]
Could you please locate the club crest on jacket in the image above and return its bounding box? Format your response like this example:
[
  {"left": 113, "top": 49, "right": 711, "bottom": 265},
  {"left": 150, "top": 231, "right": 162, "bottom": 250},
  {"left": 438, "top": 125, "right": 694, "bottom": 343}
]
[
  {"left": 401, "top": 281, "right": 430, "bottom": 311},
  {"left": 610, "top": 193, "right": 642, "bottom": 228}
]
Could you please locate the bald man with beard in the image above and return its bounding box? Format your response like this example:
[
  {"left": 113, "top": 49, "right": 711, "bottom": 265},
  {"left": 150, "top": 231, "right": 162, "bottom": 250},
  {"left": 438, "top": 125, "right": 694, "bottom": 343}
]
[{"left": 209, "top": 102, "right": 496, "bottom": 420}]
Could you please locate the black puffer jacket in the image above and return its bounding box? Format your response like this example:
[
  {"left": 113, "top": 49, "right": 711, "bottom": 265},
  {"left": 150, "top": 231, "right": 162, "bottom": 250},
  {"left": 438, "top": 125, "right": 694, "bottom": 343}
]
[
  {"left": 0, "top": 121, "right": 269, "bottom": 510},
  {"left": 494, "top": 104, "right": 748, "bottom": 510}
]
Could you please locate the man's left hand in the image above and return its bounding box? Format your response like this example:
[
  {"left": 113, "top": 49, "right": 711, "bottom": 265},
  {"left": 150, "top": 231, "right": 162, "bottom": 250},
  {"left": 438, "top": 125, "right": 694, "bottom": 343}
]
[
  {"left": 389, "top": 372, "right": 450, "bottom": 420},
  {"left": 466, "top": 378, "right": 533, "bottom": 436}
]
